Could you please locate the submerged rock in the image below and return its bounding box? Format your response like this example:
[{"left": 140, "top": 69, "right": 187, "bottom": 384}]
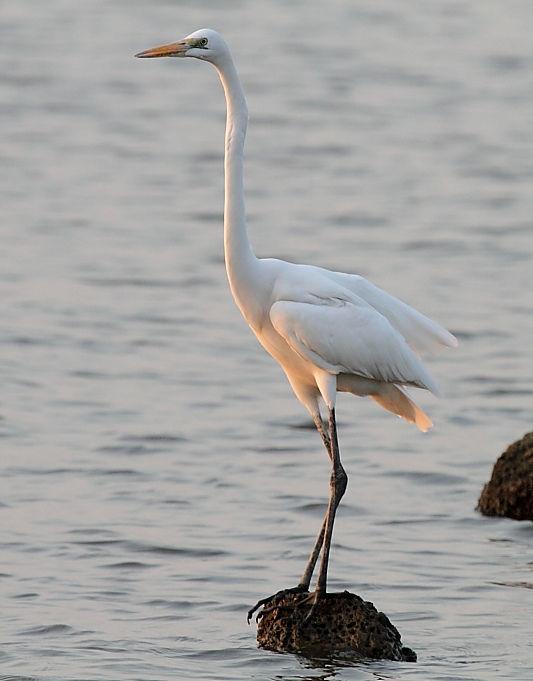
[
  {"left": 255, "top": 590, "right": 416, "bottom": 661},
  {"left": 478, "top": 431, "right": 533, "bottom": 521}
]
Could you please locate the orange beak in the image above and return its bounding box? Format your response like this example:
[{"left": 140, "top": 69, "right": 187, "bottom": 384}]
[{"left": 135, "top": 41, "right": 189, "bottom": 58}]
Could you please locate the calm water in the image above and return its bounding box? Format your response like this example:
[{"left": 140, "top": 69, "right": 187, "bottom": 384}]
[{"left": 1, "top": 1, "right": 533, "bottom": 679}]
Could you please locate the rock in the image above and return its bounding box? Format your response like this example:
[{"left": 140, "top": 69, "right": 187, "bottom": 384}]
[
  {"left": 478, "top": 431, "right": 533, "bottom": 521},
  {"left": 255, "top": 590, "right": 417, "bottom": 661}
]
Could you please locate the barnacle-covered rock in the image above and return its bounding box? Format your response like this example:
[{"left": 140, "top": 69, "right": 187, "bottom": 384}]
[
  {"left": 478, "top": 431, "right": 533, "bottom": 520},
  {"left": 255, "top": 590, "right": 416, "bottom": 661}
]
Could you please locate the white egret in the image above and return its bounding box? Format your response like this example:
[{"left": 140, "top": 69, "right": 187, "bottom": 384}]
[{"left": 135, "top": 29, "right": 457, "bottom": 626}]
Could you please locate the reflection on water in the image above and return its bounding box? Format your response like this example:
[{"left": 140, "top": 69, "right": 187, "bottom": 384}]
[{"left": 1, "top": 1, "right": 533, "bottom": 680}]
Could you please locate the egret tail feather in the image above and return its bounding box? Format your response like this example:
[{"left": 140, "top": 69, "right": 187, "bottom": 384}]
[{"left": 370, "top": 384, "right": 433, "bottom": 432}]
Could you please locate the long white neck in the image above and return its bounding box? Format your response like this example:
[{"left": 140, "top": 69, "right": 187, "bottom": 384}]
[{"left": 213, "top": 54, "right": 260, "bottom": 316}]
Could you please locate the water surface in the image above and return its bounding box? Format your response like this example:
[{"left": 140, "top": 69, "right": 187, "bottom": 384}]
[{"left": 1, "top": 1, "right": 533, "bottom": 679}]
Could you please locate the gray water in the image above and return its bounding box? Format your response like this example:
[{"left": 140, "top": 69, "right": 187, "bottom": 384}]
[{"left": 1, "top": 0, "right": 533, "bottom": 679}]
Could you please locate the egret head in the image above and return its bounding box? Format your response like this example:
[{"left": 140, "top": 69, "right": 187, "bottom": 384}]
[{"left": 135, "top": 29, "right": 227, "bottom": 63}]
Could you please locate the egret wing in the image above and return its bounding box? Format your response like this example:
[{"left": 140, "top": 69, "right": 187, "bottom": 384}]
[
  {"left": 309, "top": 267, "right": 457, "bottom": 356},
  {"left": 270, "top": 296, "right": 440, "bottom": 394}
]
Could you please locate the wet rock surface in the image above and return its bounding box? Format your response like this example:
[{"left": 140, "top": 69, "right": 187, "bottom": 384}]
[
  {"left": 478, "top": 431, "right": 533, "bottom": 521},
  {"left": 255, "top": 590, "right": 417, "bottom": 661}
]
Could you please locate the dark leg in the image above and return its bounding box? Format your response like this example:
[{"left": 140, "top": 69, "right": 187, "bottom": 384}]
[
  {"left": 294, "top": 411, "right": 333, "bottom": 589},
  {"left": 312, "top": 411, "right": 331, "bottom": 454},
  {"left": 247, "top": 408, "right": 346, "bottom": 624},
  {"left": 295, "top": 516, "right": 326, "bottom": 589},
  {"left": 299, "top": 408, "right": 347, "bottom": 627}
]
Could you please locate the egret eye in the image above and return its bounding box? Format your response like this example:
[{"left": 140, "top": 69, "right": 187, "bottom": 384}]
[{"left": 198, "top": 37, "right": 208, "bottom": 47}]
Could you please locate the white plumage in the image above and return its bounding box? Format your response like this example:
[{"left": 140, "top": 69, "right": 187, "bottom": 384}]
[{"left": 136, "top": 29, "right": 457, "bottom": 624}]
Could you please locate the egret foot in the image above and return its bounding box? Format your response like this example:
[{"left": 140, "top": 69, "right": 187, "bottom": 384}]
[
  {"left": 247, "top": 585, "right": 309, "bottom": 623},
  {"left": 296, "top": 589, "right": 325, "bottom": 631},
  {"left": 255, "top": 590, "right": 417, "bottom": 661}
]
